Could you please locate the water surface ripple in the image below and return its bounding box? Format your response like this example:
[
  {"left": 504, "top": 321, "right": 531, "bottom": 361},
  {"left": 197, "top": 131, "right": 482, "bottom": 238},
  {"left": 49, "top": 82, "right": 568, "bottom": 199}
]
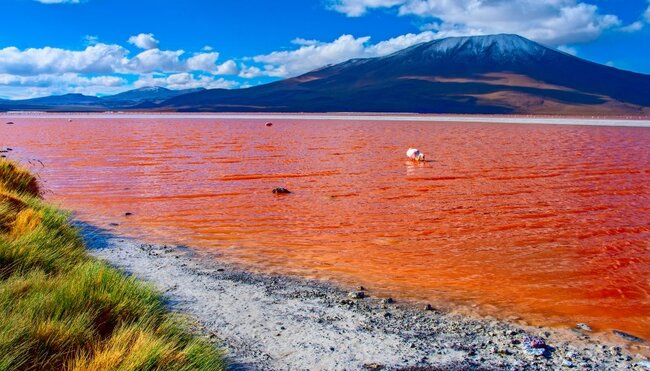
[{"left": 3, "top": 116, "right": 649, "bottom": 339}]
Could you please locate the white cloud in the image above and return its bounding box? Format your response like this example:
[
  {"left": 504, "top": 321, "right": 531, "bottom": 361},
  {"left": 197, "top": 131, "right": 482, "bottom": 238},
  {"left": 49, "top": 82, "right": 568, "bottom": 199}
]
[
  {"left": 330, "top": 0, "right": 621, "bottom": 46},
  {"left": 34, "top": 0, "right": 81, "bottom": 3},
  {"left": 134, "top": 73, "right": 238, "bottom": 90},
  {"left": 645, "top": 2, "right": 650, "bottom": 23},
  {"left": 0, "top": 73, "right": 125, "bottom": 88},
  {"left": 0, "top": 44, "right": 128, "bottom": 75},
  {"left": 291, "top": 38, "right": 322, "bottom": 46},
  {"left": 125, "top": 48, "right": 184, "bottom": 73},
  {"left": 365, "top": 31, "right": 435, "bottom": 56},
  {"left": 238, "top": 65, "right": 264, "bottom": 79},
  {"left": 0, "top": 33, "right": 243, "bottom": 98},
  {"left": 0, "top": 72, "right": 127, "bottom": 99},
  {"left": 251, "top": 34, "right": 369, "bottom": 77},
  {"left": 246, "top": 31, "right": 434, "bottom": 78},
  {"left": 330, "top": 0, "right": 403, "bottom": 17},
  {"left": 215, "top": 60, "right": 239, "bottom": 75},
  {"left": 619, "top": 21, "right": 644, "bottom": 33},
  {"left": 128, "top": 33, "right": 160, "bottom": 50},
  {"left": 557, "top": 45, "right": 577, "bottom": 55},
  {"left": 187, "top": 52, "right": 219, "bottom": 71}
]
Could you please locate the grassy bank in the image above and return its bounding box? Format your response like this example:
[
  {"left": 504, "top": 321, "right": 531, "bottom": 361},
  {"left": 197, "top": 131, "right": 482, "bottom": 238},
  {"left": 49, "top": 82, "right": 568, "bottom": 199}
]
[{"left": 0, "top": 159, "right": 225, "bottom": 370}]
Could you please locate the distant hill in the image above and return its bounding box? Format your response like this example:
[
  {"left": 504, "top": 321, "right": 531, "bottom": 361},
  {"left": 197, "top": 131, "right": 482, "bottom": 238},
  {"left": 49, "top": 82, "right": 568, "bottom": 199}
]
[
  {"left": 0, "top": 87, "right": 205, "bottom": 111},
  {"left": 2, "top": 34, "right": 649, "bottom": 115},
  {"left": 101, "top": 87, "right": 205, "bottom": 104}
]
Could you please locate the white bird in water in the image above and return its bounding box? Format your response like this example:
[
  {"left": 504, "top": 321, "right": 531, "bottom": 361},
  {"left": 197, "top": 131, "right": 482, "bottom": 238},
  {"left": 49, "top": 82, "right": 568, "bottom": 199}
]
[{"left": 406, "top": 148, "right": 425, "bottom": 161}]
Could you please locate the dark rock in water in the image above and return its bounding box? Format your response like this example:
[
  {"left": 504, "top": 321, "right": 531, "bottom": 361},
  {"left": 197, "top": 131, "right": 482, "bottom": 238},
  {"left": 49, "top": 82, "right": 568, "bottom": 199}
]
[
  {"left": 576, "top": 323, "right": 592, "bottom": 332},
  {"left": 272, "top": 187, "right": 291, "bottom": 194},
  {"left": 348, "top": 291, "right": 366, "bottom": 299},
  {"left": 125, "top": 212, "right": 133, "bottom": 216},
  {"left": 6, "top": 148, "right": 12, "bottom": 151},
  {"left": 424, "top": 304, "right": 434, "bottom": 311},
  {"left": 613, "top": 330, "right": 645, "bottom": 343},
  {"left": 1, "top": 155, "right": 5, "bottom": 158},
  {"left": 381, "top": 297, "right": 395, "bottom": 304},
  {"left": 265, "top": 122, "right": 273, "bottom": 127},
  {"left": 109, "top": 223, "right": 119, "bottom": 227},
  {"left": 5, "top": 122, "right": 14, "bottom": 125}
]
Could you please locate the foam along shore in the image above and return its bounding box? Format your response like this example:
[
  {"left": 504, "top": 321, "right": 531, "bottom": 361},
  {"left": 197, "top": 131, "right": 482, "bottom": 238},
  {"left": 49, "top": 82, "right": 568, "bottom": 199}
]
[{"left": 80, "top": 222, "right": 649, "bottom": 370}]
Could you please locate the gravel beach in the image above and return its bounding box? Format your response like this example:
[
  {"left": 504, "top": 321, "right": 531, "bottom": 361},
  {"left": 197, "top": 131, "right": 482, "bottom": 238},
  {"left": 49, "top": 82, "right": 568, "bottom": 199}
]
[{"left": 78, "top": 222, "right": 649, "bottom": 370}]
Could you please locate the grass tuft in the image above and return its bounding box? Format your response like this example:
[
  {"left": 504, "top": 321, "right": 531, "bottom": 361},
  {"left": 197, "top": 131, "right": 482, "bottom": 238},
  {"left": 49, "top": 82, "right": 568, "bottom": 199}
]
[{"left": 0, "top": 159, "right": 225, "bottom": 370}]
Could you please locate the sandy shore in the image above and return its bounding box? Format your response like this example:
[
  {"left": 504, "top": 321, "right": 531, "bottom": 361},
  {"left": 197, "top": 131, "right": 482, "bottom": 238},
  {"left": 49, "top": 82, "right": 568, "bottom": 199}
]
[{"left": 77, "top": 222, "right": 649, "bottom": 370}]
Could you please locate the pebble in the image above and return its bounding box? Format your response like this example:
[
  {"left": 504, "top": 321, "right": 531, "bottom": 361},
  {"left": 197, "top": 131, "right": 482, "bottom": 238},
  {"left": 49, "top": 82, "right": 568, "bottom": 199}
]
[
  {"left": 562, "top": 360, "right": 576, "bottom": 367},
  {"left": 265, "top": 122, "right": 273, "bottom": 127},
  {"left": 424, "top": 304, "right": 434, "bottom": 311},
  {"left": 5, "top": 121, "right": 14, "bottom": 125},
  {"left": 125, "top": 212, "right": 133, "bottom": 216},
  {"left": 576, "top": 323, "right": 592, "bottom": 331},
  {"left": 381, "top": 298, "right": 394, "bottom": 304},
  {"left": 348, "top": 291, "right": 366, "bottom": 299}
]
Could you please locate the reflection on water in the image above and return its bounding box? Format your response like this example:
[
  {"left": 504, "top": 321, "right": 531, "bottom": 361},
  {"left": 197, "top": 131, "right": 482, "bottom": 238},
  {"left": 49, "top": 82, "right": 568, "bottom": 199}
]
[{"left": 2, "top": 116, "right": 649, "bottom": 339}]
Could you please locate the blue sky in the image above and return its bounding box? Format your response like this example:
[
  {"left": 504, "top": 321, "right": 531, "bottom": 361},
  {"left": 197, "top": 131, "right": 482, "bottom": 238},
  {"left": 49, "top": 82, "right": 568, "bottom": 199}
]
[{"left": 0, "top": 0, "right": 649, "bottom": 99}]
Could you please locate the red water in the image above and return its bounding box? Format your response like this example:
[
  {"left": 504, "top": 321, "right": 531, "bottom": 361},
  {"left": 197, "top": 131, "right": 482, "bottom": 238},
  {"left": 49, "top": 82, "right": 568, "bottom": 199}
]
[{"left": 2, "top": 116, "right": 649, "bottom": 339}]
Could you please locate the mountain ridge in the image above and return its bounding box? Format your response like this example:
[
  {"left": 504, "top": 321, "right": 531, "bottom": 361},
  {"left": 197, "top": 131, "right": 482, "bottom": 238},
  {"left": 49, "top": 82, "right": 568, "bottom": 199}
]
[{"left": 1, "top": 34, "right": 649, "bottom": 115}]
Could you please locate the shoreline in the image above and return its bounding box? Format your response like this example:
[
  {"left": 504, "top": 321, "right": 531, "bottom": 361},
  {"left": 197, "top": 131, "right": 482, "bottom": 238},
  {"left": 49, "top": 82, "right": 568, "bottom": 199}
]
[
  {"left": 2, "top": 112, "right": 650, "bottom": 127},
  {"left": 78, "top": 222, "right": 649, "bottom": 370}
]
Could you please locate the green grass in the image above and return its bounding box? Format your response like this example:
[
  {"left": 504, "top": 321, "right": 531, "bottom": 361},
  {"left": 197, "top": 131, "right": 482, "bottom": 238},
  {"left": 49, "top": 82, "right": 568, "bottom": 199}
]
[{"left": 0, "top": 159, "right": 225, "bottom": 370}]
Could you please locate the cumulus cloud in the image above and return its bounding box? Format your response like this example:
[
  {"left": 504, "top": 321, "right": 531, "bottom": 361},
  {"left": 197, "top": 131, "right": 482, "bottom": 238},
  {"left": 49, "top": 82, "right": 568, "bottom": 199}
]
[
  {"left": 134, "top": 73, "right": 238, "bottom": 90},
  {"left": 126, "top": 49, "right": 185, "bottom": 73},
  {"left": 329, "top": 0, "right": 621, "bottom": 46},
  {"left": 0, "top": 43, "right": 236, "bottom": 76},
  {"left": 214, "top": 60, "right": 239, "bottom": 75},
  {"left": 245, "top": 31, "right": 434, "bottom": 78},
  {"left": 128, "top": 33, "right": 160, "bottom": 50},
  {"left": 0, "top": 35, "right": 240, "bottom": 98},
  {"left": 0, "top": 44, "right": 128, "bottom": 75}
]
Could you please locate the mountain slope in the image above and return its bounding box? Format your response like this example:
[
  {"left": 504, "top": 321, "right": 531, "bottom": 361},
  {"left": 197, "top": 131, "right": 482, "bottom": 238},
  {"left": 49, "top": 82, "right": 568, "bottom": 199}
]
[{"left": 162, "top": 34, "right": 650, "bottom": 114}]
